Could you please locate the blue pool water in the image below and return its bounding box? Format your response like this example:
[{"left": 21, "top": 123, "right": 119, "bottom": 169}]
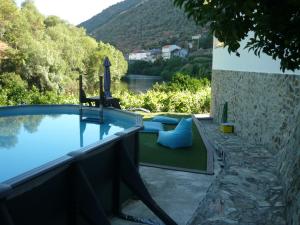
[{"left": 0, "top": 113, "right": 132, "bottom": 183}]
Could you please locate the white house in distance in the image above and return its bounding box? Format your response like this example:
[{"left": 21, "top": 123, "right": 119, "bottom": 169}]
[
  {"left": 149, "top": 48, "right": 162, "bottom": 60},
  {"left": 191, "top": 34, "right": 201, "bottom": 50},
  {"left": 173, "top": 48, "right": 188, "bottom": 58},
  {"left": 211, "top": 32, "right": 300, "bottom": 224},
  {"left": 162, "top": 45, "right": 181, "bottom": 59},
  {"left": 128, "top": 50, "right": 151, "bottom": 61}
]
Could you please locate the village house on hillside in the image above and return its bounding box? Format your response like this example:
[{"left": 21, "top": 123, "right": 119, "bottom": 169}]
[
  {"left": 128, "top": 49, "right": 162, "bottom": 62},
  {"left": 128, "top": 50, "right": 151, "bottom": 61},
  {"left": 162, "top": 45, "right": 188, "bottom": 59},
  {"left": 162, "top": 45, "right": 181, "bottom": 59},
  {"left": 149, "top": 48, "right": 162, "bottom": 60},
  {"left": 172, "top": 48, "right": 188, "bottom": 58},
  {"left": 128, "top": 45, "right": 188, "bottom": 62}
]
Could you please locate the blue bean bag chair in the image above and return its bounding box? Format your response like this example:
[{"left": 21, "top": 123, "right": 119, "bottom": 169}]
[
  {"left": 140, "top": 121, "right": 164, "bottom": 133},
  {"left": 157, "top": 118, "right": 193, "bottom": 149},
  {"left": 152, "top": 115, "right": 179, "bottom": 125}
]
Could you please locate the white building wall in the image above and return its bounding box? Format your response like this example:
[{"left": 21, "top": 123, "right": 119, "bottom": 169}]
[
  {"left": 162, "top": 51, "right": 171, "bottom": 59},
  {"left": 162, "top": 45, "right": 181, "bottom": 60},
  {"left": 213, "top": 33, "right": 300, "bottom": 75},
  {"left": 129, "top": 52, "right": 149, "bottom": 61}
]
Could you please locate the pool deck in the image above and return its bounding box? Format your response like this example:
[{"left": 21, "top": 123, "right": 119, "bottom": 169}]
[
  {"left": 111, "top": 165, "right": 220, "bottom": 225},
  {"left": 111, "top": 117, "right": 286, "bottom": 225}
]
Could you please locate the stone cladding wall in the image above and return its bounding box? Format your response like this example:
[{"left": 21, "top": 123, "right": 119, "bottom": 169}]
[{"left": 211, "top": 70, "right": 300, "bottom": 225}]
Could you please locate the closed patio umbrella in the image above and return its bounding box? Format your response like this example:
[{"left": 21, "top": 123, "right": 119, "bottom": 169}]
[{"left": 103, "top": 57, "right": 112, "bottom": 99}]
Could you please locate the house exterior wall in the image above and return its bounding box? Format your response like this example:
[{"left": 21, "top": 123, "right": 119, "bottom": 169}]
[
  {"left": 162, "top": 51, "right": 171, "bottom": 60},
  {"left": 212, "top": 34, "right": 300, "bottom": 225},
  {"left": 162, "top": 45, "right": 181, "bottom": 59},
  {"left": 173, "top": 48, "right": 188, "bottom": 58},
  {"left": 212, "top": 34, "right": 300, "bottom": 75}
]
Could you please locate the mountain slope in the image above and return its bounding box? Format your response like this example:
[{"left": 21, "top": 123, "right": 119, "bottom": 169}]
[
  {"left": 80, "top": 0, "right": 142, "bottom": 33},
  {"left": 80, "top": 0, "right": 209, "bottom": 53}
]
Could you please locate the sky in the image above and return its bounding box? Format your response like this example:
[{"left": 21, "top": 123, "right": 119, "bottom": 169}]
[{"left": 15, "top": 0, "right": 124, "bottom": 25}]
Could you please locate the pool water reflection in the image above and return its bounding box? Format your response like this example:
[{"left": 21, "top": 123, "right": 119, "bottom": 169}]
[{"left": 0, "top": 114, "right": 131, "bottom": 183}]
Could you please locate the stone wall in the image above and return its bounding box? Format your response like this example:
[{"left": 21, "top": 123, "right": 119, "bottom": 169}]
[{"left": 211, "top": 70, "right": 300, "bottom": 225}]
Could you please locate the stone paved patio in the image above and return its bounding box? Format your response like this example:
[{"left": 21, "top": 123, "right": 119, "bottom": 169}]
[
  {"left": 111, "top": 165, "right": 219, "bottom": 225},
  {"left": 111, "top": 118, "right": 286, "bottom": 225},
  {"left": 189, "top": 119, "right": 286, "bottom": 225}
]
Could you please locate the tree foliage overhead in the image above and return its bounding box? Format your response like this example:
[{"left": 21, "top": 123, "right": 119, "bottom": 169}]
[
  {"left": 0, "top": 0, "right": 127, "bottom": 93},
  {"left": 173, "top": 0, "right": 300, "bottom": 71}
]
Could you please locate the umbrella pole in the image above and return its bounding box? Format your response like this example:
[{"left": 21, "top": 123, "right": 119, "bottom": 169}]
[
  {"left": 99, "top": 74, "right": 104, "bottom": 124},
  {"left": 79, "top": 74, "right": 83, "bottom": 118}
]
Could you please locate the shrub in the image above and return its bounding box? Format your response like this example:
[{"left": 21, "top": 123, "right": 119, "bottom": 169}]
[
  {"left": 0, "top": 72, "right": 211, "bottom": 114},
  {"left": 0, "top": 72, "right": 30, "bottom": 105},
  {"left": 0, "top": 73, "right": 78, "bottom": 106},
  {"left": 115, "top": 75, "right": 211, "bottom": 113}
]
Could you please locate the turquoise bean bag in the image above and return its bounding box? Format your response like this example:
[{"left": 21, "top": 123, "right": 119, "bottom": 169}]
[
  {"left": 141, "top": 121, "right": 164, "bottom": 133},
  {"left": 157, "top": 118, "right": 193, "bottom": 149}
]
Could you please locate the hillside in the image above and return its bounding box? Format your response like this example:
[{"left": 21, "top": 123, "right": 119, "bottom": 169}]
[
  {"left": 80, "top": 0, "right": 142, "bottom": 33},
  {"left": 80, "top": 0, "right": 210, "bottom": 54}
]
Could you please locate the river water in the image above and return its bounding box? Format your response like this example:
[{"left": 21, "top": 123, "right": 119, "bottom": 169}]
[{"left": 112, "top": 74, "right": 162, "bottom": 93}]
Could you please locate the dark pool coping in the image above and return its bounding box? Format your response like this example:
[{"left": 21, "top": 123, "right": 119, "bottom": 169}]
[
  {"left": 0, "top": 104, "right": 143, "bottom": 198},
  {"left": 192, "top": 115, "right": 215, "bottom": 175},
  {"left": 140, "top": 115, "right": 215, "bottom": 175}
]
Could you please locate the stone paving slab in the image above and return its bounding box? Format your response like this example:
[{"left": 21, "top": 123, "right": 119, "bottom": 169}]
[
  {"left": 111, "top": 166, "right": 218, "bottom": 225},
  {"left": 112, "top": 118, "right": 286, "bottom": 225},
  {"left": 189, "top": 120, "right": 286, "bottom": 225}
]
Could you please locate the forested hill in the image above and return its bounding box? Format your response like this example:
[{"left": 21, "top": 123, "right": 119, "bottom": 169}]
[
  {"left": 80, "top": 0, "right": 142, "bottom": 34},
  {"left": 79, "top": 0, "right": 209, "bottom": 53}
]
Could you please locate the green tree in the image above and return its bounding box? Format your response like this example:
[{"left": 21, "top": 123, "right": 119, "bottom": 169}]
[
  {"left": 44, "top": 16, "right": 64, "bottom": 28},
  {"left": 0, "top": 72, "right": 29, "bottom": 104},
  {"left": 0, "top": 0, "right": 18, "bottom": 39},
  {"left": 97, "top": 42, "right": 128, "bottom": 81},
  {"left": 173, "top": 0, "right": 300, "bottom": 71},
  {"left": 21, "top": 0, "right": 45, "bottom": 36},
  {"left": 0, "top": 0, "right": 128, "bottom": 101}
]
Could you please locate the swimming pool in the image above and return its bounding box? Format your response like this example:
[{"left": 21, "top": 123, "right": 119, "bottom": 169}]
[
  {"left": 0, "top": 106, "right": 136, "bottom": 183},
  {"left": 0, "top": 105, "right": 177, "bottom": 225}
]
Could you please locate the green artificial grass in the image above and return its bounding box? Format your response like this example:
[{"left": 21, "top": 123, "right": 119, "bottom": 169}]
[{"left": 138, "top": 113, "right": 207, "bottom": 172}]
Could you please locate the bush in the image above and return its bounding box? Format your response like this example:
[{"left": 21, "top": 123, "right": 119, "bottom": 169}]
[
  {"left": 0, "top": 72, "right": 211, "bottom": 114},
  {"left": 0, "top": 72, "right": 30, "bottom": 105},
  {"left": 152, "top": 73, "right": 209, "bottom": 92},
  {"left": 27, "top": 88, "right": 78, "bottom": 105},
  {"left": 0, "top": 73, "right": 78, "bottom": 106},
  {"left": 115, "top": 75, "right": 211, "bottom": 113},
  {"left": 115, "top": 88, "right": 210, "bottom": 114}
]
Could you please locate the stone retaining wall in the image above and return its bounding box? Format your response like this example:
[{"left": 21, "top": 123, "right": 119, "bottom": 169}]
[{"left": 211, "top": 70, "right": 300, "bottom": 225}]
